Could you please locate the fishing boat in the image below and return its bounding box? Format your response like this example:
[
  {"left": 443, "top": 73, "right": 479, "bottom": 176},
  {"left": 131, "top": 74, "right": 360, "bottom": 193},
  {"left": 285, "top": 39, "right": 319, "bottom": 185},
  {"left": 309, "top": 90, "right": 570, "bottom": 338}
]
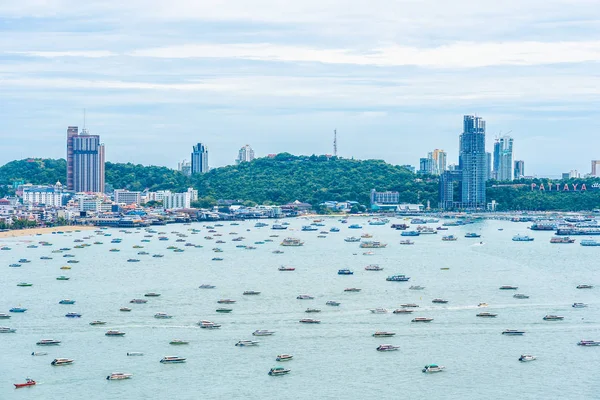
[
  {"left": 442, "top": 235, "right": 457, "bottom": 241},
  {"left": 14, "top": 378, "right": 36, "bottom": 388},
  {"left": 65, "top": 312, "right": 82, "bottom": 318},
  {"left": 373, "top": 331, "right": 395, "bottom": 337},
  {"left": 145, "top": 292, "right": 161, "bottom": 297},
  {"left": 370, "top": 308, "right": 388, "bottom": 314},
  {"left": 280, "top": 238, "right": 304, "bottom": 246},
  {"left": 17, "top": 282, "right": 33, "bottom": 287},
  {"left": 502, "top": 330, "right": 525, "bottom": 335},
  {"left": 253, "top": 330, "right": 275, "bottom": 336},
  {"left": 338, "top": 269, "right": 354, "bottom": 275},
  {"left": 400, "top": 303, "right": 419, "bottom": 308},
  {"left": 105, "top": 330, "right": 126, "bottom": 336},
  {"left": 278, "top": 266, "right": 295, "bottom": 271},
  {"left": 543, "top": 315, "right": 564, "bottom": 321},
  {"left": 0, "top": 327, "right": 16, "bottom": 333},
  {"left": 235, "top": 340, "right": 259, "bottom": 346},
  {"left": 51, "top": 358, "right": 74, "bottom": 366},
  {"left": 154, "top": 312, "right": 173, "bottom": 319},
  {"left": 107, "top": 372, "right": 133, "bottom": 380},
  {"left": 412, "top": 317, "right": 433, "bottom": 323},
  {"left": 89, "top": 321, "right": 107, "bottom": 325},
  {"left": 465, "top": 233, "right": 481, "bottom": 238},
  {"left": 348, "top": 224, "right": 362, "bottom": 229},
  {"left": 19, "top": 259, "right": 31, "bottom": 263},
  {"left": 386, "top": 275, "right": 410, "bottom": 282},
  {"left": 217, "top": 299, "right": 236, "bottom": 304},
  {"left": 276, "top": 354, "right": 293, "bottom": 361},
  {"left": 66, "top": 260, "right": 79, "bottom": 264},
  {"left": 365, "top": 264, "right": 383, "bottom": 271},
  {"left": 326, "top": 301, "right": 340, "bottom": 306},
  {"left": 376, "top": 344, "right": 399, "bottom": 352},
  {"left": 299, "top": 318, "right": 321, "bottom": 324},
  {"left": 580, "top": 240, "right": 600, "bottom": 246},
  {"left": 37, "top": 339, "right": 61, "bottom": 345},
  {"left": 169, "top": 339, "right": 189, "bottom": 345},
  {"left": 422, "top": 364, "right": 445, "bottom": 373},
  {"left": 40, "top": 256, "right": 52, "bottom": 260},
  {"left": 399, "top": 239, "right": 415, "bottom": 245},
  {"left": 31, "top": 352, "right": 48, "bottom": 356},
  {"left": 268, "top": 367, "right": 291, "bottom": 376},
  {"left": 401, "top": 231, "right": 420, "bottom": 237},
  {"left": 344, "top": 288, "right": 361, "bottom": 292},
  {"left": 297, "top": 294, "right": 315, "bottom": 300},
  {"left": 393, "top": 309, "right": 414, "bottom": 314},
  {"left": 9, "top": 263, "right": 22, "bottom": 267},
  {"left": 160, "top": 356, "right": 186, "bottom": 363},
  {"left": 305, "top": 308, "right": 321, "bottom": 313},
  {"left": 130, "top": 299, "right": 148, "bottom": 304},
  {"left": 127, "top": 352, "right": 144, "bottom": 356},
  {"left": 577, "top": 340, "right": 600, "bottom": 346},
  {"left": 0, "top": 313, "right": 11, "bottom": 319},
  {"left": 119, "top": 307, "right": 132, "bottom": 312},
  {"left": 273, "top": 250, "right": 285, "bottom": 254},
  {"left": 60, "top": 266, "right": 71, "bottom": 270},
  {"left": 519, "top": 355, "right": 536, "bottom": 362},
  {"left": 127, "top": 259, "right": 140, "bottom": 262}
]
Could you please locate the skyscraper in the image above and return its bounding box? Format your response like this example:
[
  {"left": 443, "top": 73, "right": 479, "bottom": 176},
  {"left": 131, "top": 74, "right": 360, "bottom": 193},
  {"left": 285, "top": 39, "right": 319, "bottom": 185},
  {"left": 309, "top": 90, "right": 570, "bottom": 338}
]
[
  {"left": 496, "top": 136, "right": 514, "bottom": 181},
  {"left": 492, "top": 140, "right": 500, "bottom": 180},
  {"left": 430, "top": 149, "right": 446, "bottom": 175},
  {"left": 514, "top": 160, "right": 525, "bottom": 179},
  {"left": 236, "top": 145, "right": 255, "bottom": 164},
  {"left": 485, "top": 152, "right": 492, "bottom": 181},
  {"left": 591, "top": 160, "right": 600, "bottom": 177},
  {"left": 66, "top": 126, "right": 105, "bottom": 193},
  {"left": 459, "top": 115, "right": 487, "bottom": 209},
  {"left": 191, "top": 143, "right": 209, "bottom": 174},
  {"left": 418, "top": 157, "right": 433, "bottom": 175}
]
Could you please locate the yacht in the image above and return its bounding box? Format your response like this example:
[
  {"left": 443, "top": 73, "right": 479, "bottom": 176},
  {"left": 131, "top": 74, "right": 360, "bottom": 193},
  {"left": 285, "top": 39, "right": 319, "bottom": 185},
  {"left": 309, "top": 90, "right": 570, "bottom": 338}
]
[
  {"left": 89, "top": 321, "right": 107, "bottom": 325},
  {"left": 572, "top": 303, "right": 588, "bottom": 308},
  {"left": 243, "top": 291, "right": 261, "bottom": 295},
  {"left": 386, "top": 275, "right": 410, "bottom": 282},
  {"left": 432, "top": 299, "right": 449, "bottom": 304},
  {"left": 199, "top": 284, "right": 216, "bottom": 289},
  {"left": 499, "top": 285, "right": 518, "bottom": 290},
  {"left": 373, "top": 331, "right": 395, "bottom": 337},
  {"left": 577, "top": 340, "right": 600, "bottom": 346},
  {"left": 154, "top": 313, "right": 173, "bottom": 319},
  {"left": 543, "top": 315, "right": 564, "bottom": 321},
  {"left": 422, "top": 364, "right": 445, "bottom": 373},
  {"left": 268, "top": 367, "right": 291, "bottom": 376},
  {"left": 278, "top": 266, "right": 295, "bottom": 271},
  {"left": 37, "top": 339, "right": 61, "bottom": 345},
  {"left": 376, "top": 344, "right": 399, "bottom": 352},
  {"left": 65, "top": 312, "right": 82, "bottom": 318},
  {"left": 365, "top": 264, "right": 384, "bottom": 271},
  {"left": 297, "top": 294, "right": 315, "bottom": 300},
  {"left": 576, "top": 284, "right": 593, "bottom": 289},
  {"left": 393, "top": 309, "right": 414, "bottom": 314},
  {"left": 105, "top": 330, "right": 126, "bottom": 336},
  {"left": 512, "top": 235, "right": 534, "bottom": 242},
  {"left": 581, "top": 239, "right": 600, "bottom": 246},
  {"left": 412, "top": 317, "right": 434, "bottom": 323},
  {"left": 252, "top": 330, "right": 275, "bottom": 336},
  {"left": 301, "top": 225, "right": 318, "bottom": 232},
  {"left": 276, "top": 354, "right": 293, "bottom": 361},
  {"left": 513, "top": 294, "right": 530, "bottom": 299},
  {"left": 280, "top": 238, "right": 304, "bottom": 247},
  {"left": 344, "top": 237, "right": 361, "bottom": 242},
  {"left": 502, "top": 329, "right": 525, "bottom": 335},
  {"left": 326, "top": 301, "right": 341, "bottom": 306},
  {"left": 51, "top": 358, "right": 74, "bottom": 366},
  {"left": 519, "top": 355, "right": 536, "bottom": 362},
  {"left": 0, "top": 327, "right": 16, "bottom": 333},
  {"left": 235, "top": 340, "right": 259, "bottom": 347},
  {"left": 477, "top": 312, "right": 498, "bottom": 318},
  {"left": 107, "top": 372, "right": 133, "bottom": 380},
  {"left": 338, "top": 269, "right": 354, "bottom": 275},
  {"left": 160, "top": 356, "right": 186, "bottom": 363},
  {"left": 344, "top": 288, "right": 361, "bottom": 292},
  {"left": 198, "top": 320, "right": 221, "bottom": 329},
  {"left": 409, "top": 285, "right": 425, "bottom": 290}
]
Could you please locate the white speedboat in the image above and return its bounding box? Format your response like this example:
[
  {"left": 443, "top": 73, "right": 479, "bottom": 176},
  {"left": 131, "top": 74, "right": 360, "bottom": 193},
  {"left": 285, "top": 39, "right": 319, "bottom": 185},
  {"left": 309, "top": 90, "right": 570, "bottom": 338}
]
[
  {"left": 376, "top": 344, "right": 399, "bottom": 352},
  {"left": 409, "top": 286, "right": 425, "bottom": 290},
  {"left": 370, "top": 308, "right": 388, "bottom": 314},
  {"left": 160, "top": 356, "right": 186, "bottom": 363},
  {"left": 513, "top": 294, "right": 530, "bottom": 299},
  {"left": 252, "top": 330, "right": 275, "bottom": 336},
  {"left": 154, "top": 313, "right": 173, "bottom": 319},
  {"left": 412, "top": 317, "right": 433, "bottom": 323},
  {"left": 299, "top": 318, "right": 321, "bottom": 324},
  {"left": 393, "top": 309, "right": 414, "bottom": 314},
  {"left": 268, "top": 367, "right": 291, "bottom": 376},
  {"left": 477, "top": 312, "right": 498, "bottom": 318},
  {"left": 236, "top": 340, "right": 259, "bottom": 347},
  {"left": 0, "top": 313, "right": 11, "bottom": 319},
  {"left": 276, "top": 354, "right": 293, "bottom": 361},
  {"left": 296, "top": 294, "right": 314, "bottom": 300},
  {"left": 0, "top": 327, "right": 16, "bottom": 333},
  {"left": 37, "top": 339, "right": 61, "bottom": 345},
  {"left": 170, "top": 339, "right": 189, "bottom": 345},
  {"left": 373, "top": 331, "right": 396, "bottom": 337},
  {"left": 326, "top": 301, "right": 340, "bottom": 306},
  {"left": 105, "top": 330, "right": 126, "bottom": 336},
  {"left": 126, "top": 352, "right": 144, "bottom": 356},
  {"left": 198, "top": 320, "right": 221, "bottom": 329},
  {"left": 51, "top": 358, "right": 74, "bottom": 366},
  {"left": 422, "top": 364, "right": 445, "bottom": 373},
  {"left": 543, "top": 315, "right": 564, "bottom": 321},
  {"left": 519, "top": 355, "right": 536, "bottom": 362},
  {"left": 502, "top": 329, "right": 525, "bottom": 335},
  {"left": 572, "top": 303, "right": 588, "bottom": 308},
  {"left": 365, "top": 264, "right": 384, "bottom": 271},
  {"left": 107, "top": 372, "right": 133, "bottom": 380},
  {"left": 32, "top": 351, "right": 48, "bottom": 356}
]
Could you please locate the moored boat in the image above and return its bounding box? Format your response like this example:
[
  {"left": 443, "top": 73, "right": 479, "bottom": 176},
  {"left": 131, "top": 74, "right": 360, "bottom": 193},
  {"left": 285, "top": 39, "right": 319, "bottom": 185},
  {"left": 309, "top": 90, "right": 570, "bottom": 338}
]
[
  {"left": 499, "top": 285, "right": 518, "bottom": 290},
  {"left": 344, "top": 288, "right": 361, "bottom": 292},
  {"left": 365, "top": 264, "right": 383, "bottom": 271},
  {"left": 409, "top": 285, "right": 425, "bottom": 290},
  {"left": 412, "top": 317, "right": 433, "bottom": 323},
  {"left": 276, "top": 354, "right": 293, "bottom": 361},
  {"left": 338, "top": 269, "right": 353, "bottom": 275},
  {"left": 299, "top": 318, "right": 321, "bottom": 324},
  {"left": 0, "top": 326, "right": 16, "bottom": 333},
  {"left": 278, "top": 266, "right": 295, "bottom": 271},
  {"left": 370, "top": 308, "right": 388, "bottom": 314},
  {"left": 326, "top": 301, "right": 340, "bottom": 306},
  {"left": 105, "top": 330, "right": 126, "bottom": 336},
  {"left": 154, "top": 312, "right": 173, "bottom": 319},
  {"left": 550, "top": 237, "right": 575, "bottom": 244},
  {"left": 59, "top": 299, "right": 76, "bottom": 304},
  {"left": 373, "top": 331, "right": 395, "bottom": 337},
  {"left": 296, "top": 294, "right": 314, "bottom": 300},
  {"left": 160, "top": 356, "right": 186, "bottom": 363},
  {"left": 107, "top": 372, "right": 133, "bottom": 380},
  {"left": 577, "top": 340, "right": 600, "bottom": 346},
  {"left": 422, "top": 364, "right": 445, "bottom": 373},
  {"left": 576, "top": 284, "right": 593, "bottom": 289},
  {"left": 235, "top": 340, "right": 259, "bottom": 346},
  {"left": 51, "top": 358, "right": 74, "bottom": 366},
  {"left": 268, "top": 366, "right": 290, "bottom": 376},
  {"left": 37, "top": 339, "right": 61, "bottom": 345},
  {"left": 376, "top": 344, "right": 399, "bottom": 352},
  {"left": 572, "top": 303, "right": 588, "bottom": 308},
  {"left": 198, "top": 320, "right": 221, "bottom": 329},
  {"left": 519, "top": 355, "right": 536, "bottom": 362},
  {"left": 543, "top": 315, "right": 564, "bottom": 321},
  {"left": 477, "top": 312, "right": 498, "bottom": 318},
  {"left": 513, "top": 294, "right": 530, "bottom": 299},
  {"left": 253, "top": 330, "right": 275, "bottom": 336},
  {"left": 512, "top": 235, "right": 534, "bottom": 242},
  {"left": 502, "top": 329, "right": 525, "bottom": 335},
  {"left": 393, "top": 309, "right": 414, "bottom": 314},
  {"left": 169, "top": 339, "right": 189, "bottom": 345},
  {"left": 90, "top": 321, "right": 107, "bottom": 325},
  {"left": 386, "top": 275, "right": 410, "bottom": 282}
]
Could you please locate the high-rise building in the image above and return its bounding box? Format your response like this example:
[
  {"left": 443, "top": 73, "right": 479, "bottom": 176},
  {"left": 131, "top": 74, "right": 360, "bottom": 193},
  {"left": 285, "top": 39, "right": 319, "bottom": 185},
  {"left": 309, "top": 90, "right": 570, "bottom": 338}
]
[
  {"left": 485, "top": 152, "right": 492, "bottom": 181},
  {"left": 236, "top": 145, "right": 255, "bottom": 164},
  {"left": 191, "top": 143, "right": 209, "bottom": 174},
  {"left": 459, "top": 115, "right": 487, "bottom": 209},
  {"left": 429, "top": 149, "right": 446, "bottom": 175},
  {"left": 439, "top": 170, "right": 462, "bottom": 209},
  {"left": 591, "top": 160, "right": 600, "bottom": 177},
  {"left": 67, "top": 126, "right": 105, "bottom": 193},
  {"left": 177, "top": 160, "right": 191, "bottom": 176},
  {"left": 418, "top": 157, "right": 433, "bottom": 175},
  {"left": 514, "top": 160, "right": 525, "bottom": 179},
  {"left": 496, "top": 136, "right": 514, "bottom": 181}
]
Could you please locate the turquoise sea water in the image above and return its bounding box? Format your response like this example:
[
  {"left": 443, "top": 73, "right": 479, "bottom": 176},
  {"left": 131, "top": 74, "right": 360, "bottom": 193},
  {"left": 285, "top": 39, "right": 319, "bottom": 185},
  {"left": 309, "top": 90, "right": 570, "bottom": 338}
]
[{"left": 1, "top": 218, "right": 599, "bottom": 400}]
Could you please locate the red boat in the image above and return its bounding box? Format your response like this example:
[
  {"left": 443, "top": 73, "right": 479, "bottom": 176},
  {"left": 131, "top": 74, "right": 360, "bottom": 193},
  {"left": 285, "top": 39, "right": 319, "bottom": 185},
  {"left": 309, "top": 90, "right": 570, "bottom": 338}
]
[{"left": 14, "top": 378, "right": 36, "bottom": 388}]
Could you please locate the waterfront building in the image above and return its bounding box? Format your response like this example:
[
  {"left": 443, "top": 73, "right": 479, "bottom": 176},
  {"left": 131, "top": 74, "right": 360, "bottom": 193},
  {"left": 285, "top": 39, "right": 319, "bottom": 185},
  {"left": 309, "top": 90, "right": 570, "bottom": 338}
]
[
  {"left": 22, "top": 182, "right": 68, "bottom": 207},
  {"left": 191, "top": 143, "right": 209, "bottom": 174},
  {"left": 66, "top": 126, "right": 105, "bottom": 193},
  {"left": 177, "top": 160, "right": 192, "bottom": 176},
  {"left": 236, "top": 145, "right": 255, "bottom": 164},
  {"left": 459, "top": 115, "right": 486, "bottom": 209},
  {"left": 514, "top": 160, "right": 525, "bottom": 179},
  {"left": 114, "top": 190, "right": 142, "bottom": 206},
  {"left": 371, "top": 189, "right": 399, "bottom": 205},
  {"left": 496, "top": 136, "right": 514, "bottom": 181},
  {"left": 591, "top": 160, "right": 600, "bottom": 177},
  {"left": 163, "top": 191, "right": 191, "bottom": 210}
]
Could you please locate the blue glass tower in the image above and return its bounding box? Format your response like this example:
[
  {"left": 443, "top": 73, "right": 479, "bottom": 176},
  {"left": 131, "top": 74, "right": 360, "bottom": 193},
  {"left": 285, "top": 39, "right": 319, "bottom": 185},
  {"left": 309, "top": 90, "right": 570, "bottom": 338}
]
[{"left": 459, "top": 115, "right": 486, "bottom": 209}]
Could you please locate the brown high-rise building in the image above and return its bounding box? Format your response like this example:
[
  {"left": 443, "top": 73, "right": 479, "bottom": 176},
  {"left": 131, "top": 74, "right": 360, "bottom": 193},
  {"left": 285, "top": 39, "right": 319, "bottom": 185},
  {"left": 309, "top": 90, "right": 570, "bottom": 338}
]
[
  {"left": 66, "top": 126, "right": 105, "bottom": 193},
  {"left": 66, "top": 126, "right": 79, "bottom": 190}
]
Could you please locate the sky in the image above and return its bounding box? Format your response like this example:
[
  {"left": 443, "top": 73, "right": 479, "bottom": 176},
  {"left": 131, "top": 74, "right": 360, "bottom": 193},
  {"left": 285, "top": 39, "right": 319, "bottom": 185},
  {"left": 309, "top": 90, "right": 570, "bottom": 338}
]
[{"left": 1, "top": 0, "right": 600, "bottom": 176}]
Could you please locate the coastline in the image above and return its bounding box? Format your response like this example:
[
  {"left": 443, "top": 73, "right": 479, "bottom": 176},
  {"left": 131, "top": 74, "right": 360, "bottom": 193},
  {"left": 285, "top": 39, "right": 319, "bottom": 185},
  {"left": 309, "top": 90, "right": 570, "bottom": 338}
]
[{"left": 0, "top": 225, "right": 96, "bottom": 239}]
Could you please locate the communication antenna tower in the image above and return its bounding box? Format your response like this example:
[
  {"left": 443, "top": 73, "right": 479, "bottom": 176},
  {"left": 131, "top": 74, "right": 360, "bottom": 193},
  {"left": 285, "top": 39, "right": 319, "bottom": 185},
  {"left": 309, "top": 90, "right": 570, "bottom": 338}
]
[{"left": 333, "top": 129, "right": 338, "bottom": 157}]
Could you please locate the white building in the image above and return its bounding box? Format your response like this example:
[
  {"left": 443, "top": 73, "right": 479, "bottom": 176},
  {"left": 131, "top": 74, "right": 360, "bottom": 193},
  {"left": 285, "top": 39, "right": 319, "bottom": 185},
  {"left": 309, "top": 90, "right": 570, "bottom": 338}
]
[
  {"left": 22, "top": 182, "right": 67, "bottom": 207},
  {"left": 236, "top": 145, "right": 255, "bottom": 164},
  {"left": 163, "top": 191, "right": 191, "bottom": 210},
  {"left": 114, "top": 189, "right": 142, "bottom": 205}
]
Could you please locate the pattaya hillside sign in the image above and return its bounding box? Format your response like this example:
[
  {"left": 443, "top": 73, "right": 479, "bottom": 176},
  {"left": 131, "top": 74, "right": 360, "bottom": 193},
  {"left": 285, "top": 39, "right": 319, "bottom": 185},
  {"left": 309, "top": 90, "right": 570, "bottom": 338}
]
[{"left": 531, "top": 182, "right": 600, "bottom": 191}]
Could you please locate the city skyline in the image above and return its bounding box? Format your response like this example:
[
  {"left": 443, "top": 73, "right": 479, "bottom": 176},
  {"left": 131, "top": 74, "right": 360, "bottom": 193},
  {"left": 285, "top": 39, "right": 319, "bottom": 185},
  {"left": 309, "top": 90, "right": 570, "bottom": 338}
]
[{"left": 1, "top": 1, "right": 599, "bottom": 175}]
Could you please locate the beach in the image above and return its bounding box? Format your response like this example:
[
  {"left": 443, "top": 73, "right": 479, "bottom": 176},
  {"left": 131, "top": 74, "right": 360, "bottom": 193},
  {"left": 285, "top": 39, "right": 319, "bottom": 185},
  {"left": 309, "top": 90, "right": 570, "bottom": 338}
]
[{"left": 0, "top": 225, "right": 96, "bottom": 239}]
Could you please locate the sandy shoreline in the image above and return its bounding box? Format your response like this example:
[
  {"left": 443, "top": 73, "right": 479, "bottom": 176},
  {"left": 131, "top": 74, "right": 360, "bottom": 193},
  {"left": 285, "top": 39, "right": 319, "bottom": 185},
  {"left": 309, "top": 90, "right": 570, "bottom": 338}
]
[{"left": 0, "top": 225, "right": 96, "bottom": 239}]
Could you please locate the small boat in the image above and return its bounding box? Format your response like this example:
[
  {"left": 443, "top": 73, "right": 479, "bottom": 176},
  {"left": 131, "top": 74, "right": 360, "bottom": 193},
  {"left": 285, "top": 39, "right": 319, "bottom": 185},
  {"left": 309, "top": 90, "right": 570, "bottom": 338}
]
[
  {"left": 120, "top": 307, "right": 132, "bottom": 312},
  {"left": 60, "top": 266, "right": 71, "bottom": 270},
  {"left": 344, "top": 288, "right": 361, "bottom": 292},
  {"left": 145, "top": 292, "right": 161, "bottom": 297},
  {"left": 17, "top": 282, "right": 33, "bottom": 287},
  {"left": 18, "top": 259, "right": 31, "bottom": 263},
  {"left": 14, "top": 378, "right": 36, "bottom": 388},
  {"left": 338, "top": 269, "right": 354, "bottom": 275},
  {"left": 105, "top": 330, "right": 126, "bottom": 336},
  {"left": 217, "top": 299, "right": 236, "bottom": 304},
  {"left": 276, "top": 354, "right": 293, "bottom": 361},
  {"left": 305, "top": 308, "right": 321, "bottom": 313},
  {"left": 90, "top": 321, "right": 107, "bottom": 325},
  {"left": 513, "top": 294, "right": 530, "bottom": 299},
  {"left": 478, "top": 303, "right": 488, "bottom": 307},
  {"left": 198, "top": 320, "right": 221, "bottom": 329},
  {"left": 422, "top": 364, "right": 445, "bottom": 373},
  {"left": 393, "top": 309, "right": 414, "bottom": 314},
  {"left": 9, "top": 307, "right": 27, "bottom": 313},
  {"left": 409, "top": 285, "right": 425, "bottom": 290},
  {"left": 297, "top": 294, "right": 314, "bottom": 300},
  {"left": 243, "top": 291, "right": 261, "bottom": 295},
  {"left": 154, "top": 312, "right": 173, "bottom": 319},
  {"left": 543, "top": 315, "right": 564, "bottom": 321},
  {"left": 299, "top": 319, "right": 321, "bottom": 324},
  {"left": 9, "top": 264, "right": 21, "bottom": 267},
  {"left": 412, "top": 317, "right": 433, "bottom": 323},
  {"left": 253, "top": 330, "right": 275, "bottom": 336},
  {"left": 273, "top": 250, "right": 285, "bottom": 254},
  {"left": 51, "top": 358, "right": 74, "bottom": 366},
  {"left": 152, "top": 254, "right": 164, "bottom": 258},
  {"left": 576, "top": 284, "right": 593, "bottom": 289},
  {"left": 31, "top": 352, "right": 48, "bottom": 356},
  {"left": 502, "top": 330, "right": 525, "bottom": 335},
  {"left": 268, "top": 367, "right": 291, "bottom": 376},
  {"left": 401, "top": 231, "right": 420, "bottom": 237},
  {"left": 0, "top": 313, "right": 10, "bottom": 319},
  {"left": 278, "top": 266, "right": 295, "bottom": 271},
  {"left": 376, "top": 344, "right": 399, "bottom": 352},
  {"left": 370, "top": 308, "right": 388, "bottom": 314},
  {"left": 326, "top": 301, "right": 340, "bottom": 306},
  {"left": 160, "top": 356, "right": 186, "bottom": 363},
  {"left": 365, "top": 265, "right": 383, "bottom": 271},
  {"left": 199, "top": 284, "right": 216, "bottom": 289},
  {"left": 40, "top": 256, "right": 52, "bottom": 260},
  {"left": 107, "top": 372, "right": 133, "bottom": 380},
  {"left": 344, "top": 237, "right": 361, "bottom": 242},
  {"left": 56, "top": 276, "right": 70, "bottom": 281},
  {"left": 37, "top": 339, "right": 61, "bottom": 345},
  {"left": 127, "top": 352, "right": 144, "bottom": 356},
  {"left": 465, "top": 233, "right": 481, "bottom": 238},
  {"left": 440, "top": 267, "right": 450, "bottom": 270},
  {"left": 477, "top": 312, "right": 498, "bottom": 318},
  {"left": 550, "top": 237, "right": 575, "bottom": 244},
  {"left": 432, "top": 298, "right": 448, "bottom": 304},
  {"left": 212, "top": 257, "right": 223, "bottom": 261},
  {"left": 399, "top": 240, "right": 415, "bottom": 245},
  {"left": 169, "top": 339, "right": 189, "bottom": 345},
  {"left": 65, "top": 312, "right": 82, "bottom": 318},
  {"left": 0, "top": 327, "right": 16, "bottom": 333},
  {"left": 386, "top": 275, "right": 410, "bottom": 282},
  {"left": 577, "top": 340, "right": 600, "bottom": 346},
  {"left": 127, "top": 259, "right": 140, "bottom": 263},
  {"left": 572, "top": 303, "right": 588, "bottom": 308},
  {"left": 348, "top": 224, "right": 362, "bottom": 229},
  {"left": 519, "top": 355, "right": 536, "bottom": 362},
  {"left": 373, "top": 331, "right": 395, "bottom": 337},
  {"left": 236, "top": 340, "right": 259, "bottom": 346},
  {"left": 216, "top": 308, "right": 232, "bottom": 313},
  {"left": 130, "top": 299, "right": 148, "bottom": 304},
  {"left": 66, "top": 260, "right": 79, "bottom": 264},
  {"left": 499, "top": 285, "right": 518, "bottom": 290},
  {"left": 512, "top": 235, "right": 534, "bottom": 242}
]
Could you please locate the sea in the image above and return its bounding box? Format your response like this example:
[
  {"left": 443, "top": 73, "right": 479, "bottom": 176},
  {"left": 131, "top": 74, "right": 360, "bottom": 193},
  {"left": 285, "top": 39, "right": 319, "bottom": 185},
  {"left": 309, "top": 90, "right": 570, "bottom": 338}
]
[{"left": 1, "top": 218, "right": 599, "bottom": 400}]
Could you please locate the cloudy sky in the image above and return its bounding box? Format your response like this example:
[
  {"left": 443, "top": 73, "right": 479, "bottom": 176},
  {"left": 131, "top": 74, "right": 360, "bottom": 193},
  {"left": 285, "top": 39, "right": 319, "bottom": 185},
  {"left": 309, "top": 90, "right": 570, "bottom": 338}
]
[{"left": 1, "top": 0, "right": 599, "bottom": 176}]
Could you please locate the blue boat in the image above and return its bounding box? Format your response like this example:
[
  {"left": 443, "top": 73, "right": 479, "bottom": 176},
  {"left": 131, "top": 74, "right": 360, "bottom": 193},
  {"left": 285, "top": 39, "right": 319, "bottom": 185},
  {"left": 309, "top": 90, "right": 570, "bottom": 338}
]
[
  {"left": 581, "top": 240, "right": 600, "bottom": 246},
  {"left": 465, "top": 233, "right": 481, "bottom": 238},
  {"left": 65, "top": 312, "right": 82, "bottom": 318},
  {"left": 338, "top": 269, "right": 354, "bottom": 275},
  {"left": 9, "top": 264, "right": 21, "bottom": 268},
  {"left": 330, "top": 227, "right": 340, "bottom": 232},
  {"left": 348, "top": 224, "right": 362, "bottom": 229},
  {"left": 386, "top": 275, "right": 410, "bottom": 282},
  {"left": 59, "top": 300, "right": 76, "bottom": 305},
  {"left": 9, "top": 307, "right": 27, "bottom": 313},
  {"left": 301, "top": 226, "right": 318, "bottom": 231},
  {"left": 401, "top": 231, "right": 420, "bottom": 237},
  {"left": 512, "top": 235, "right": 534, "bottom": 242}
]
